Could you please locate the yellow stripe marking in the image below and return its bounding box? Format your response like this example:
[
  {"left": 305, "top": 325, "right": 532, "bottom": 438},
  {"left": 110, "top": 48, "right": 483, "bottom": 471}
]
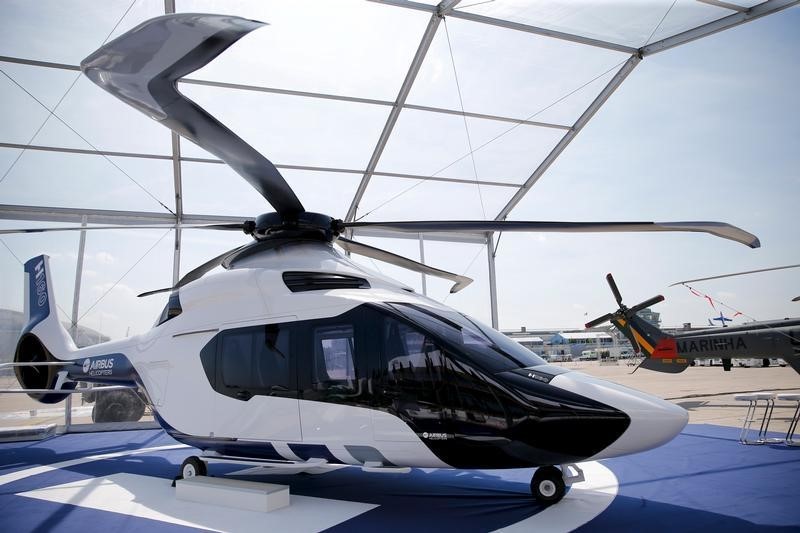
[{"left": 632, "top": 329, "right": 654, "bottom": 355}]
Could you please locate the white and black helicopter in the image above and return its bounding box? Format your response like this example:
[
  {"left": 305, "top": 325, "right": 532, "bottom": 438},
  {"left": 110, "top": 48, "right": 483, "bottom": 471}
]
[{"left": 6, "top": 14, "right": 763, "bottom": 504}]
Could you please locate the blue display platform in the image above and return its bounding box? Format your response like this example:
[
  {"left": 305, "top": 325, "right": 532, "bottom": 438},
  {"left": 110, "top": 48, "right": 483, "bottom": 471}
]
[{"left": 0, "top": 424, "right": 798, "bottom": 532}]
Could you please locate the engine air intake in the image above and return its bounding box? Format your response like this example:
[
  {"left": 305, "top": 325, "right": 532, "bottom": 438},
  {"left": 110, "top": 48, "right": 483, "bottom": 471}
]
[{"left": 282, "top": 271, "right": 370, "bottom": 292}]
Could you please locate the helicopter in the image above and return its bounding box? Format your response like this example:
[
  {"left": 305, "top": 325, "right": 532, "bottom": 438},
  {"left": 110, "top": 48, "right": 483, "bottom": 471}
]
[
  {"left": 5, "top": 13, "right": 764, "bottom": 505},
  {"left": 586, "top": 274, "right": 800, "bottom": 375}
]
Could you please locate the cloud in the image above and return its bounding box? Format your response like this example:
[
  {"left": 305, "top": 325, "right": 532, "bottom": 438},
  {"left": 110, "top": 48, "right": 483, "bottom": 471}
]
[{"left": 94, "top": 251, "right": 115, "bottom": 265}]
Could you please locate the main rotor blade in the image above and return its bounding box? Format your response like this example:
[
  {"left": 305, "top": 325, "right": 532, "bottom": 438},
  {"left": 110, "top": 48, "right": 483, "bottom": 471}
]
[
  {"left": 0, "top": 223, "right": 246, "bottom": 235},
  {"left": 343, "top": 220, "right": 760, "bottom": 248},
  {"left": 606, "top": 273, "right": 623, "bottom": 307},
  {"left": 81, "top": 14, "right": 304, "bottom": 218},
  {"left": 336, "top": 237, "right": 473, "bottom": 293},
  {"left": 138, "top": 243, "right": 249, "bottom": 297},
  {"left": 669, "top": 263, "right": 800, "bottom": 286}
]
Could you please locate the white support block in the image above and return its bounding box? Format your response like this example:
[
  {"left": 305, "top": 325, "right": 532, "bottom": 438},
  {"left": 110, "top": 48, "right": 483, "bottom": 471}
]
[{"left": 176, "top": 476, "right": 290, "bottom": 513}]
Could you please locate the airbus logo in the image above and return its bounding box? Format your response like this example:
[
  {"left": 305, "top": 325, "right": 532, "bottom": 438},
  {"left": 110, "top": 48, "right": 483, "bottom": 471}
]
[{"left": 83, "top": 357, "right": 115, "bottom": 376}]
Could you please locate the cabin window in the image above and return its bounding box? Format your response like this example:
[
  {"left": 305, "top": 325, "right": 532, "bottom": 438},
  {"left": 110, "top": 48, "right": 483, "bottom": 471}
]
[
  {"left": 208, "top": 324, "right": 293, "bottom": 400},
  {"left": 383, "top": 316, "right": 444, "bottom": 391},
  {"left": 312, "top": 324, "right": 356, "bottom": 391}
]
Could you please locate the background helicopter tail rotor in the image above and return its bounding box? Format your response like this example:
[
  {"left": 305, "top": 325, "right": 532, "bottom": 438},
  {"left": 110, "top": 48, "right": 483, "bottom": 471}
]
[{"left": 585, "top": 274, "right": 665, "bottom": 333}]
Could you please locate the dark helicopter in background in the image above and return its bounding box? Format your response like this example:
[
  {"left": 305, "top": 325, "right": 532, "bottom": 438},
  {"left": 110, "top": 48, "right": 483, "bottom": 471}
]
[{"left": 586, "top": 272, "right": 800, "bottom": 374}]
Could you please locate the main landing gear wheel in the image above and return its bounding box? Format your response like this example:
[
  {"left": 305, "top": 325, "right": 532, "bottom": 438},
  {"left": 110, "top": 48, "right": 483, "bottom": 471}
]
[
  {"left": 531, "top": 465, "right": 566, "bottom": 504},
  {"left": 180, "top": 456, "right": 207, "bottom": 479}
]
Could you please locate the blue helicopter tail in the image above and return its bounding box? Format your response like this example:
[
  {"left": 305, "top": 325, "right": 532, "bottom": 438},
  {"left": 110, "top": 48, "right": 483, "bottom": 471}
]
[{"left": 14, "top": 255, "right": 78, "bottom": 403}]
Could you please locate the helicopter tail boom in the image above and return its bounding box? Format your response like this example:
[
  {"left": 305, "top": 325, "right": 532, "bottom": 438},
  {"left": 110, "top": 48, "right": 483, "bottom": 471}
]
[{"left": 13, "top": 255, "right": 140, "bottom": 403}]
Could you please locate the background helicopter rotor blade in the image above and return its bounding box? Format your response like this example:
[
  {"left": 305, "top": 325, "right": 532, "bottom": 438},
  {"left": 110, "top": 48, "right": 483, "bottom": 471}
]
[
  {"left": 81, "top": 13, "right": 305, "bottom": 219},
  {"left": 0, "top": 223, "right": 248, "bottom": 235},
  {"left": 669, "top": 263, "right": 800, "bottom": 286},
  {"left": 342, "top": 220, "right": 760, "bottom": 248},
  {"left": 628, "top": 295, "right": 665, "bottom": 315},
  {"left": 606, "top": 273, "right": 624, "bottom": 307},
  {"left": 584, "top": 313, "right": 615, "bottom": 329},
  {"left": 336, "top": 237, "right": 472, "bottom": 293}
]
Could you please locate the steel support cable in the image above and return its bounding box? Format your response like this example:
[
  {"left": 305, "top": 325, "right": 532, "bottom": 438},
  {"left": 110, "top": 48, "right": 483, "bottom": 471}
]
[
  {"left": 358, "top": 1, "right": 683, "bottom": 222},
  {"left": 0, "top": 70, "right": 176, "bottom": 217},
  {"left": 77, "top": 229, "right": 173, "bottom": 323},
  {"left": 0, "top": 1, "right": 137, "bottom": 186},
  {"left": 354, "top": 57, "right": 629, "bottom": 221},
  {"left": 0, "top": 1, "right": 176, "bottom": 217},
  {"left": 443, "top": 17, "right": 486, "bottom": 220},
  {"left": 442, "top": 242, "right": 487, "bottom": 303},
  {"left": 644, "top": 0, "right": 679, "bottom": 47}
]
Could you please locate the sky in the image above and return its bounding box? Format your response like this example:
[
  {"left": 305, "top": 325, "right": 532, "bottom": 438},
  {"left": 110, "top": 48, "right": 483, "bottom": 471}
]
[{"left": 0, "top": 0, "right": 798, "bottom": 343}]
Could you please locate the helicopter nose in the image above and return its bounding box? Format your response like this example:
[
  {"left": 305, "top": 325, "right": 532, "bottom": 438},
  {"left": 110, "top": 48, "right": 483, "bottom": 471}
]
[{"left": 549, "top": 371, "right": 688, "bottom": 459}]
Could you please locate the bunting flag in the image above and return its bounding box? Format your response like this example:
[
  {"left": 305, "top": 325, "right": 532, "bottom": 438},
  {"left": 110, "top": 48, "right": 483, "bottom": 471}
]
[{"left": 683, "top": 283, "right": 751, "bottom": 324}]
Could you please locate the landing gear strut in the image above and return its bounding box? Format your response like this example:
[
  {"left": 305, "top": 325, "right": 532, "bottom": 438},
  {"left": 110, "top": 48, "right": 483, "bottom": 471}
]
[{"left": 530, "top": 463, "right": 584, "bottom": 505}]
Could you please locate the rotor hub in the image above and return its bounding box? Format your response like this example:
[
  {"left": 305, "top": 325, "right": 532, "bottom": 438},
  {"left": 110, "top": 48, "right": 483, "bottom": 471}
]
[{"left": 249, "top": 212, "right": 341, "bottom": 242}]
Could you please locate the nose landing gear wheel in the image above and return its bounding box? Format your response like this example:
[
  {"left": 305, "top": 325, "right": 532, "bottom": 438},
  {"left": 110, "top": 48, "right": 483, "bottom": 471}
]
[
  {"left": 531, "top": 465, "right": 566, "bottom": 504},
  {"left": 180, "top": 456, "right": 207, "bottom": 479}
]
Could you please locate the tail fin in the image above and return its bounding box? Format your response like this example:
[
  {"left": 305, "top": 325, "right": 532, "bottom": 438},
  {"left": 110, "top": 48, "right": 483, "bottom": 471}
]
[
  {"left": 15, "top": 255, "right": 78, "bottom": 403},
  {"left": 586, "top": 273, "right": 689, "bottom": 374},
  {"left": 612, "top": 315, "right": 689, "bottom": 374}
]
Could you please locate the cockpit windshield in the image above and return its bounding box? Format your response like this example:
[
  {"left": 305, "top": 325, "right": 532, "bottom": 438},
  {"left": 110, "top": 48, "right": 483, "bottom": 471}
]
[{"left": 387, "top": 303, "right": 546, "bottom": 373}]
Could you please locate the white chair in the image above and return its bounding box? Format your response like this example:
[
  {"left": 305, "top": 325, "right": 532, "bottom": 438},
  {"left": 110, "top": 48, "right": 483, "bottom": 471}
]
[
  {"left": 734, "top": 392, "right": 775, "bottom": 444},
  {"left": 776, "top": 393, "right": 800, "bottom": 446}
]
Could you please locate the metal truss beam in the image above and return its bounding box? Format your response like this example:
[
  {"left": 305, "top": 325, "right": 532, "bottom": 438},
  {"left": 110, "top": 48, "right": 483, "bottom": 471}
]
[
  {"left": 182, "top": 77, "right": 568, "bottom": 130},
  {"left": 0, "top": 57, "right": 569, "bottom": 132},
  {"left": 640, "top": 0, "right": 799, "bottom": 57},
  {"left": 345, "top": 10, "right": 442, "bottom": 222},
  {"left": 367, "top": 0, "right": 638, "bottom": 54},
  {"left": 494, "top": 55, "right": 641, "bottom": 221},
  {"left": 0, "top": 142, "right": 522, "bottom": 188}
]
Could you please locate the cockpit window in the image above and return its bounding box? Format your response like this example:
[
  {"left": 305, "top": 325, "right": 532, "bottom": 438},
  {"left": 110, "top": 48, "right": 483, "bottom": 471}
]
[{"left": 387, "top": 303, "right": 545, "bottom": 373}]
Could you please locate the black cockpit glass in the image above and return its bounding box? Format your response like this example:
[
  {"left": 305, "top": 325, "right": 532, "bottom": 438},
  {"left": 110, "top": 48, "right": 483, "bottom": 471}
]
[{"left": 386, "top": 303, "right": 546, "bottom": 373}]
